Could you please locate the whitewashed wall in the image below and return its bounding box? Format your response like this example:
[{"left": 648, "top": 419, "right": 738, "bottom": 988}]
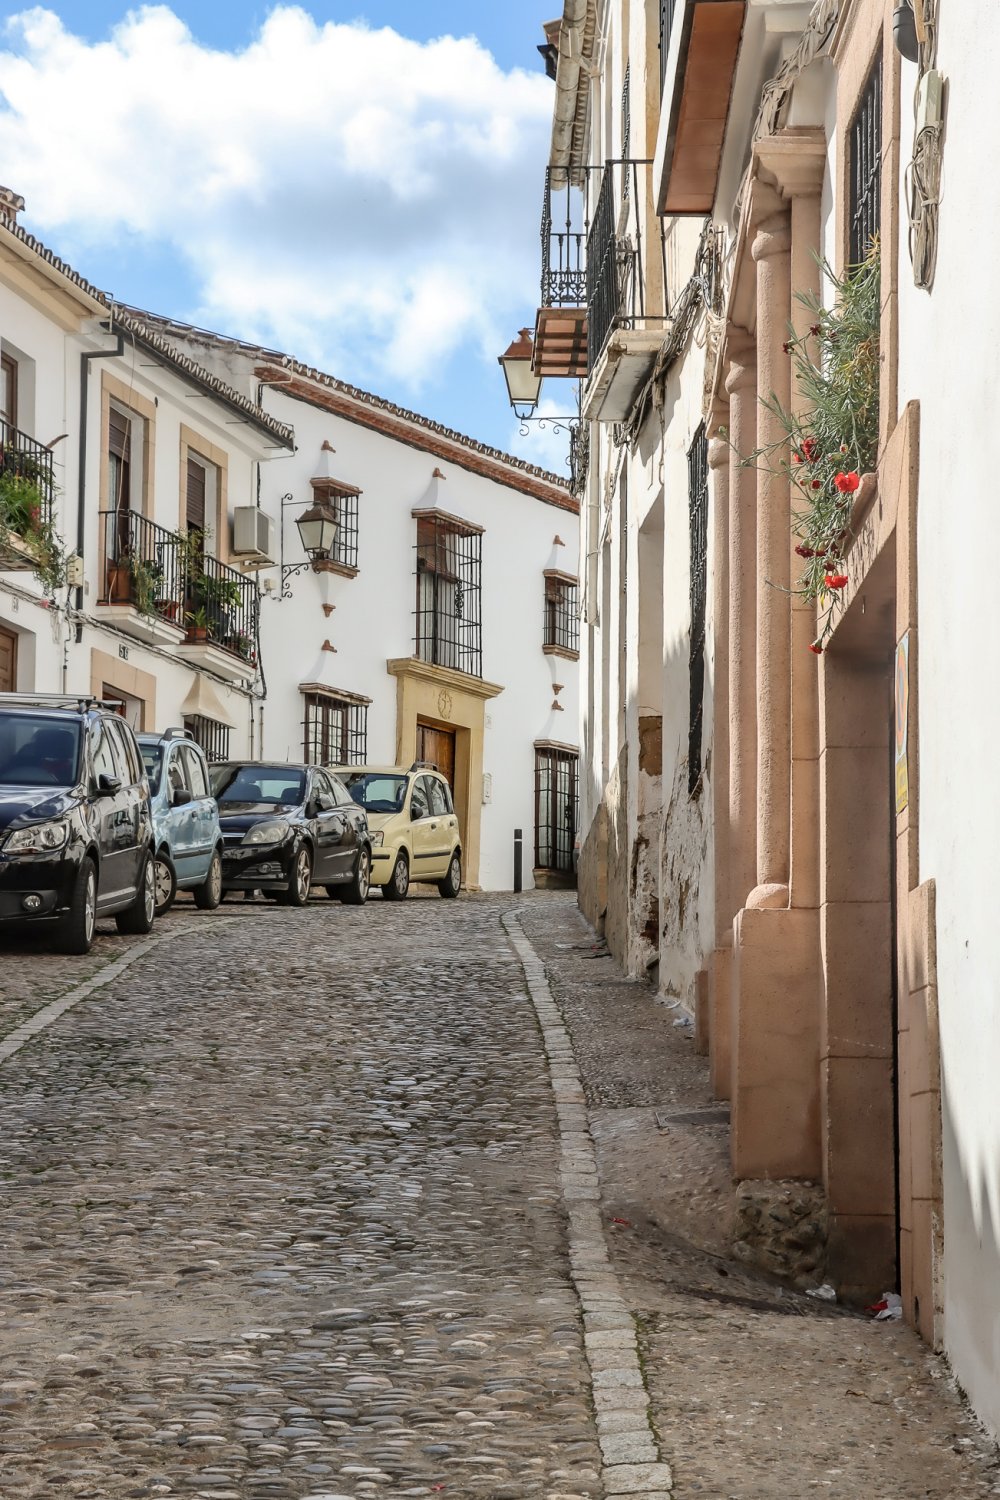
[{"left": 894, "top": 15, "right": 1000, "bottom": 1440}]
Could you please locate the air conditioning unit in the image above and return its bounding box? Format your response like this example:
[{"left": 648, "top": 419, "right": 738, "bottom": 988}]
[{"left": 232, "top": 507, "right": 276, "bottom": 566}]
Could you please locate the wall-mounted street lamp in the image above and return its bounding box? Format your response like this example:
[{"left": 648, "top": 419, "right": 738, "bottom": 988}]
[
  {"left": 498, "top": 328, "right": 543, "bottom": 419},
  {"left": 279, "top": 491, "right": 341, "bottom": 599}
]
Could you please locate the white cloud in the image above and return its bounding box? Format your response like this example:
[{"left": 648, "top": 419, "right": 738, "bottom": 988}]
[{"left": 0, "top": 5, "right": 551, "bottom": 391}]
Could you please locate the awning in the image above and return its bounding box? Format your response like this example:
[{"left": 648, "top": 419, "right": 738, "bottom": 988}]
[{"left": 179, "top": 672, "right": 236, "bottom": 727}]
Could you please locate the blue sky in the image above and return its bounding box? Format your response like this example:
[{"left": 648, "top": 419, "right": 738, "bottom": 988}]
[{"left": 0, "top": 2, "right": 571, "bottom": 471}]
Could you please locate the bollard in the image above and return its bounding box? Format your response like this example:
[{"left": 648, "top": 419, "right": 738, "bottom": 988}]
[{"left": 513, "top": 827, "right": 523, "bottom": 893}]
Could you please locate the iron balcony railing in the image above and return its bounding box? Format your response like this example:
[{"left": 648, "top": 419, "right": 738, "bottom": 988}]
[
  {"left": 98, "top": 508, "right": 259, "bottom": 665},
  {"left": 99, "top": 509, "right": 187, "bottom": 622},
  {"left": 0, "top": 417, "right": 55, "bottom": 531},
  {"left": 186, "top": 551, "right": 258, "bottom": 665},
  {"left": 540, "top": 167, "right": 587, "bottom": 309},
  {"left": 586, "top": 158, "right": 668, "bottom": 368}
]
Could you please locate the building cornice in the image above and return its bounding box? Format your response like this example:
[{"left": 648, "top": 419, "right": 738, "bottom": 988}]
[{"left": 386, "top": 657, "right": 504, "bottom": 701}]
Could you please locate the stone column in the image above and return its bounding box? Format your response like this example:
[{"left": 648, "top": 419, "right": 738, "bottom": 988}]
[
  {"left": 706, "top": 430, "right": 731, "bottom": 1075},
  {"left": 749, "top": 211, "right": 792, "bottom": 906},
  {"left": 787, "top": 181, "right": 824, "bottom": 912},
  {"left": 725, "top": 337, "right": 758, "bottom": 918}
]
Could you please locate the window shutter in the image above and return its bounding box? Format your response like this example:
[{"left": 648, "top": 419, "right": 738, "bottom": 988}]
[{"left": 186, "top": 457, "right": 206, "bottom": 532}]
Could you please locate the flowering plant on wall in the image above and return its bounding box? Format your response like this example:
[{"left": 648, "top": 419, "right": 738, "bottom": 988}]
[{"left": 744, "top": 245, "right": 881, "bottom": 653}]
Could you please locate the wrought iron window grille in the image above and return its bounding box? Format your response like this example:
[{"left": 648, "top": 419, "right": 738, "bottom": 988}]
[
  {"left": 0, "top": 416, "right": 55, "bottom": 528},
  {"left": 183, "top": 714, "right": 230, "bottom": 764},
  {"left": 534, "top": 746, "right": 579, "bottom": 873},
  {"left": 414, "top": 514, "right": 483, "bottom": 680},
  {"left": 540, "top": 167, "right": 588, "bottom": 309},
  {"left": 687, "top": 424, "right": 708, "bottom": 796},
  {"left": 302, "top": 692, "right": 368, "bottom": 766},
  {"left": 850, "top": 51, "right": 883, "bottom": 265},
  {"left": 544, "top": 573, "right": 580, "bottom": 655},
  {"left": 659, "top": 0, "right": 679, "bottom": 93},
  {"left": 313, "top": 481, "right": 360, "bottom": 572}
]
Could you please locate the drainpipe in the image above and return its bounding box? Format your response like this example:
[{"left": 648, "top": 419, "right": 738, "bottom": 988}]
[
  {"left": 550, "top": 0, "right": 591, "bottom": 186},
  {"left": 75, "top": 326, "right": 124, "bottom": 641}
]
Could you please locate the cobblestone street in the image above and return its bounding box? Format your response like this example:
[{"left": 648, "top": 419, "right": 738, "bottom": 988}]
[{"left": 0, "top": 892, "right": 997, "bottom": 1500}]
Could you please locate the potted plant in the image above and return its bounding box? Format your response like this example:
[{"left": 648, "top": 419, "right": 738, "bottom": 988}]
[
  {"left": 0, "top": 469, "right": 64, "bottom": 592},
  {"left": 130, "top": 555, "right": 165, "bottom": 618},
  {"left": 184, "top": 606, "right": 211, "bottom": 644}
]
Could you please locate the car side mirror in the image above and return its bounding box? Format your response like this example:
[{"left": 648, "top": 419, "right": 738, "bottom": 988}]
[
  {"left": 317, "top": 792, "right": 336, "bottom": 812},
  {"left": 97, "top": 772, "right": 122, "bottom": 796},
  {"left": 410, "top": 804, "right": 423, "bottom": 822},
  {"left": 171, "top": 787, "right": 194, "bottom": 807}
]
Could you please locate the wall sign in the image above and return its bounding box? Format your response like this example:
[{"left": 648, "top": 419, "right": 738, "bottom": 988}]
[{"left": 895, "top": 632, "right": 909, "bottom": 815}]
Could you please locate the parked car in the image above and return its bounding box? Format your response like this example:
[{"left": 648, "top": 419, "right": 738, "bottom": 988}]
[
  {"left": 334, "top": 762, "right": 462, "bottom": 900},
  {"left": 136, "top": 727, "right": 224, "bottom": 915},
  {"left": 0, "top": 692, "right": 156, "bottom": 953},
  {"left": 210, "top": 760, "right": 371, "bottom": 904}
]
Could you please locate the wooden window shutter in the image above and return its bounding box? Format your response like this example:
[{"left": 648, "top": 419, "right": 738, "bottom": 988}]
[
  {"left": 186, "top": 456, "right": 206, "bottom": 532},
  {"left": 109, "top": 405, "right": 131, "bottom": 460}
]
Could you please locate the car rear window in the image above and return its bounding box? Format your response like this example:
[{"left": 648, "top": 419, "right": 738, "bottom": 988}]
[
  {"left": 0, "top": 712, "right": 81, "bottom": 788},
  {"left": 140, "top": 744, "right": 163, "bottom": 794},
  {"left": 211, "top": 765, "right": 306, "bottom": 806}
]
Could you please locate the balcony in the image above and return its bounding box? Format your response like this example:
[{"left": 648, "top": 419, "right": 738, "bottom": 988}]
[
  {"left": 533, "top": 168, "right": 588, "bottom": 379},
  {"left": 176, "top": 552, "right": 259, "bottom": 684},
  {"left": 582, "top": 159, "right": 670, "bottom": 422},
  {"left": 0, "top": 419, "right": 56, "bottom": 576},
  {"left": 655, "top": 0, "right": 746, "bottom": 215},
  {"left": 99, "top": 509, "right": 259, "bottom": 681},
  {"left": 99, "top": 509, "right": 188, "bottom": 647}
]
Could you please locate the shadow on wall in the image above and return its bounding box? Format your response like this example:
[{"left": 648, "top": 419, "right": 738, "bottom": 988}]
[{"left": 940, "top": 1067, "right": 1000, "bottom": 1442}]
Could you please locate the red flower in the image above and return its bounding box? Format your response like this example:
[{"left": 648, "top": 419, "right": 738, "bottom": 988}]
[
  {"left": 782, "top": 341, "right": 792, "bottom": 354},
  {"left": 809, "top": 641, "right": 824, "bottom": 655},
  {"left": 825, "top": 573, "right": 848, "bottom": 589},
  {"left": 811, "top": 479, "right": 821, "bottom": 490},
  {"left": 794, "top": 544, "right": 816, "bottom": 558},
  {"left": 801, "top": 437, "right": 819, "bottom": 462},
  {"left": 810, "top": 323, "right": 821, "bottom": 336},
  {"left": 834, "top": 471, "right": 860, "bottom": 494}
]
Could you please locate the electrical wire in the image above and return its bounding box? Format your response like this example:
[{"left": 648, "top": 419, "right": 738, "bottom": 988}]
[{"left": 905, "top": 0, "right": 942, "bottom": 290}]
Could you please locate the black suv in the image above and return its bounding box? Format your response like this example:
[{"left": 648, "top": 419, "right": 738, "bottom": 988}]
[{"left": 0, "top": 693, "right": 156, "bottom": 953}]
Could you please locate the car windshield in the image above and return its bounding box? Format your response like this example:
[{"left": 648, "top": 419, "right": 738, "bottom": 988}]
[
  {"left": 140, "top": 744, "right": 163, "bottom": 795},
  {"left": 0, "top": 712, "right": 82, "bottom": 788},
  {"left": 343, "top": 772, "right": 409, "bottom": 815},
  {"left": 210, "top": 764, "right": 306, "bottom": 807}
]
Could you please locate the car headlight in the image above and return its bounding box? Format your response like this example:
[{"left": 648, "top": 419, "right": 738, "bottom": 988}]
[
  {"left": 242, "top": 819, "right": 292, "bottom": 845},
  {"left": 370, "top": 830, "right": 384, "bottom": 846},
  {"left": 4, "top": 820, "right": 70, "bottom": 855}
]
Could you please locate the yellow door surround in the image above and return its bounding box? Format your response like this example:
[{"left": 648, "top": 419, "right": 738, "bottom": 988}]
[{"left": 386, "top": 657, "right": 503, "bottom": 891}]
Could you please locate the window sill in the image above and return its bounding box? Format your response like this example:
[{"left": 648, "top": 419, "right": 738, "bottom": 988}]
[
  {"left": 312, "top": 559, "right": 359, "bottom": 580},
  {"left": 543, "top": 643, "right": 580, "bottom": 662}
]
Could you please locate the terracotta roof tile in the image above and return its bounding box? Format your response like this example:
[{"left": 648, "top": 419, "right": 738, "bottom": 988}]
[{"left": 119, "top": 306, "right": 576, "bottom": 511}]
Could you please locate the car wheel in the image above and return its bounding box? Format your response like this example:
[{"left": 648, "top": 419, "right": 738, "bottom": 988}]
[
  {"left": 279, "top": 845, "right": 313, "bottom": 907},
  {"left": 438, "top": 852, "right": 462, "bottom": 898},
  {"left": 58, "top": 858, "right": 98, "bottom": 955},
  {"left": 116, "top": 852, "right": 156, "bottom": 935},
  {"left": 153, "top": 850, "right": 177, "bottom": 917},
  {"left": 193, "top": 849, "right": 223, "bottom": 911},
  {"left": 340, "top": 847, "right": 371, "bottom": 906},
  {"left": 382, "top": 851, "right": 409, "bottom": 900}
]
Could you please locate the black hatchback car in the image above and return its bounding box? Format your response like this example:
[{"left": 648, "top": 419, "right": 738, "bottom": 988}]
[
  {"left": 210, "top": 761, "right": 371, "bottom": 905},
  {"left": 0, "top": 693, "right": 156, "bottom": 953}
]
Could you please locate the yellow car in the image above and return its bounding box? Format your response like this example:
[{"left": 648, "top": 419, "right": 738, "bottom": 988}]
[{"left": 331, "top": 763, "right": 462, "bottom": 899}]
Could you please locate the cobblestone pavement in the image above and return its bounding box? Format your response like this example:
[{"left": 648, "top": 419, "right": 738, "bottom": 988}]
[
  {"left": 0, "top": 891, "right": 997, "bottom": 1500},
  {"left": 0, "top": 896, "right": 601, "bottom": 1500}
]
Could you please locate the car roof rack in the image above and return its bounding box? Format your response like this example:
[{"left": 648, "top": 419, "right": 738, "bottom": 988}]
[
  {"left": 408, "top": 760, "right": 440, "bottom": 773},
  {"left": 161, "top": 726, "right": 195, "bottom": 741},
  {"left": 0, "top": 691, "right": 122, "bottom": 712}
]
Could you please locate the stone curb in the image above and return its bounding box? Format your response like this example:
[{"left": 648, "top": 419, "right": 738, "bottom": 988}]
[{"left": 501, "top": 910, "right": 673, "bottom": 1498}]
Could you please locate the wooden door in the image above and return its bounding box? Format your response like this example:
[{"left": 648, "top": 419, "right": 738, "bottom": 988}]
[
  {"left": 416, "top": 721, "right": 455, "bottom": 788},
  {"left": 0, "top": 626, "right": 16, "bottom": 692}
]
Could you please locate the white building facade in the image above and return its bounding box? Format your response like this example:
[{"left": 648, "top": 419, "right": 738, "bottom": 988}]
[
  {"left": 0, "top": 189, "right": 291, "bottom": 760},
  {"left": 154, "top": 326, "right": 580, "bottom": 893},
  {"left": 532, "top": 0, "right": 1000, "bottom": 1443}
]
